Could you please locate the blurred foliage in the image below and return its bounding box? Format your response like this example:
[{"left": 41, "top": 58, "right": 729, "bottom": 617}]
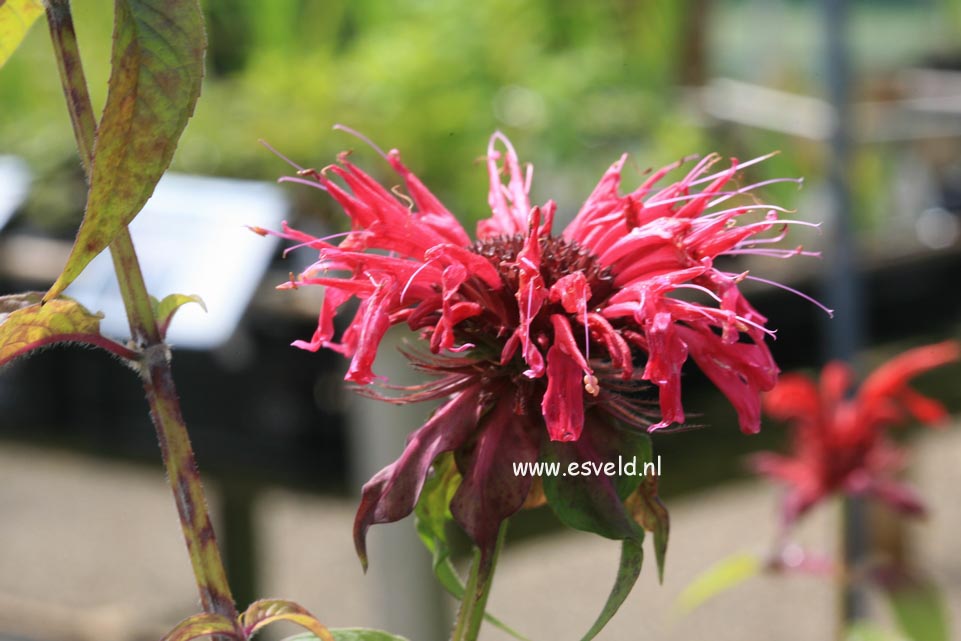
[{"left": 1, "top": 0, "right": 958, "bottom": 237}]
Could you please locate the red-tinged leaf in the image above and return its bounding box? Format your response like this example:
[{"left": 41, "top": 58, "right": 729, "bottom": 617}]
[
  {"left": 0, "top": 0, "right": 43, "bottom": 68},
  {"left": 354, "top": 384, "right": 482, "bottom": 569},
  {"left": 284, "top": 630, "right": 410, "bottom": 641},
  {"left": 240, "top": 599, "right": 335, "bottom": 641},
  {"left": 159, "top": 612, "right": 239, "bottom": 641},
  {"left": 578, "top": 539, "right": 644, "bottom": 641},
  {"left": 450, "top": 394, "right": 538, "bottom": 562},
  {"left": 0, "top": 292, "right": 136, "bottom": 365},
  {"left": 44, "top": 0, "right": 205, "bottom": 302},
  {"left": 152, "top": 292, "right": 206, "bottom": 339}
]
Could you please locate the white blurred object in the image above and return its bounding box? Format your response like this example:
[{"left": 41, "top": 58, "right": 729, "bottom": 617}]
[
  {"left": 0, "top": 156, "right": 31, "bottom": 232},
  {"left": 915, "top": 207, "right": 961, "bottom": 250},
  {"left": 66, "top": 173, "right": 286, "bottom": 349}
]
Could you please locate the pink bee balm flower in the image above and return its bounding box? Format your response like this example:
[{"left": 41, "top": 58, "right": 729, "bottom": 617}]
[
  {"left": 756, "top": 341, "right": 960, "bottom": 527},
  {"left": 260, "top": 131, "right": 810, "bottom": 564}
]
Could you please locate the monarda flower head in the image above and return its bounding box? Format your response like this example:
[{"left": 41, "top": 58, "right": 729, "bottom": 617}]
[
  {"left": 259, "top": 130, "right": 813, "bottom": 566},
  {"left": 756, "top": 341, "right": 960, "bottom": 527}
]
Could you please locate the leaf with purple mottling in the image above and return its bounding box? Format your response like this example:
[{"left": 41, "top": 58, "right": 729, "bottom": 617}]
[
  {"left": 240, "top": 599, "right": 335, "bottom": 641},
  {"left": 45, "top": 0, "right": 205, "bottom": 301},
  {"left": 159, "top": 612, "right": 238, "bottom": 641}
]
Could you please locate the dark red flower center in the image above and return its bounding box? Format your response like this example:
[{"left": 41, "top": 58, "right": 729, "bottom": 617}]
[{"left": 471, "top": 233, "right": 615, "bottom": 303}]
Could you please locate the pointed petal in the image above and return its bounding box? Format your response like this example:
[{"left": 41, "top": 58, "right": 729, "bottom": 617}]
[{"left": 353, "top": 384, "right": 483, "bottom": 568}]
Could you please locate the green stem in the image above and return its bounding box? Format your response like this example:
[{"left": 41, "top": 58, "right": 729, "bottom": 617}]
[
  {"left": 451, "top": 523, "right": 508, "bottom": 641},
  {"left": 44, "top": 1, "right": 240, "bottom": 635}
]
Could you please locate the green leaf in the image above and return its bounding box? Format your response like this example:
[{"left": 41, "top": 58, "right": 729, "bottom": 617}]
[
  {"left": 0, "top": 292, "right": 110, "bottom": 366},
  {"left": 578, "top": 539, "right": 644, "bottom": 641},
  {"left": 159, "top": 612, "right": 238, "bottom": 641},
  {"left": 413, "top": 453, "right": 531, "bottom": 641},
  {"left": 284, "top": 630, "right": 410, "bottom": 641},
  {"left": 542, "top": 423, "right": 648, "bottom": 541},
  {"left": 0, "top": 0, "right": 43, "bottom": 68},
  {"left": 541, "top": 423, "right": 653, "bottom": 641},
  {"left": 151, "top": 293, "right": 206, "bottom": 339},
  {"left": 843, "top": 622, "right": 903, "bottom": 641},
  {"left": 240, "top": 599, "right": 334, "bottom": 641},
  {"left": 45, "top": 0, "right": 206, "bottom": 302},
  {"left": 675, "top": 552, "right": 763, "bottom": 614},
  {"left": 881, "top": 574, "right": 949, "bottom": 641}
]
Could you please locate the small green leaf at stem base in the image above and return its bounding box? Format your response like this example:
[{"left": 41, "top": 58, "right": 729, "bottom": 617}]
[
  {"left": 414, "top": 454, "right": 531, "bottom": 641},
  {"left": 283, "top": 630, "right": 410, "bottom": 641},
  {"left": 45, "top": 0, "right": 206, "bottom": 302},
  {"left": 674, "top": 552, "right": 763, "bottom": 614},
  {"left": 0, "top": 0, "right": 43, "bottom": 68},
  {"left": 0, "top": 292, "right": 138, "bottom": 365},
  {"left": 151, "top": 293, "right": 207, "bottom": 339}
]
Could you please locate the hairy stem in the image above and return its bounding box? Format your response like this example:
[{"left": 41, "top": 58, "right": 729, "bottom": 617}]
[
  {"left": 44, "top": 0, "right": 96, "bottom": 178},
  {"left": 44, "top": 0, "right": 240, "bottom": 634},
  {"left": 451, "top": 523, "right": 508, "bottom": 641}
]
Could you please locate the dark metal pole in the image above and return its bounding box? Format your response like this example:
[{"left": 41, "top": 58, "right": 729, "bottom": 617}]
[{"left": 822, "top": 0, "right": 868, "bottom": 631}]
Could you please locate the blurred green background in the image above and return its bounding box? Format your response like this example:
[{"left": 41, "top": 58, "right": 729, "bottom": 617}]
[{"left": 2, "top": 0, "right": 958, "bottom": 238}]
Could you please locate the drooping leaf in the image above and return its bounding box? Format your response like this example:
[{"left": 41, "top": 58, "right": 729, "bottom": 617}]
[
  {"left": 151, "top": 292, "right": 206, "bottom": 339},
  {"left": 0, "top": 0, "right": 43, "bottom": 68},
  {"left": 283, "top": 630, "right": 410, "bottom": 641},
  {"left": 159, "top": 612, "right": 239, "bottom": 641},
  {"left": 578, "top": 539, "right": 644, "bottom": 641},
  {"left": 414, "top": 453, "right": 531, "bottom": 641},
  {"left": 240, "top": 599, "right": 335, "bottom": 641},
  {"left": 675, "top": 552, "right": 763, "bottom": 614},
  {"left": 879, "top": 572, "right": 949, "bottom": 641},
  {"left": 625, "top": 436, "right": 669, "bottom": 581},
  {"left": 542, "top": 420, "right": 649, "bottom": 641},
  {"left": 45, "top": 0, "right": 206, "bottom": 301},
  {"left": 0, "top": 292, "right": 131, "bottom": 366}
]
